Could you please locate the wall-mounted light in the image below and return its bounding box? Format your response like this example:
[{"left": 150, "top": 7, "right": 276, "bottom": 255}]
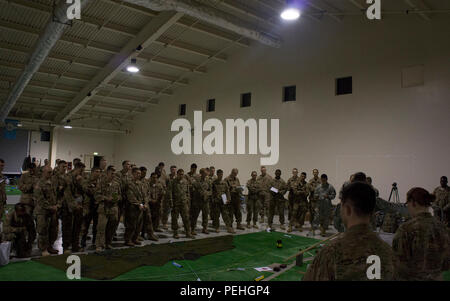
[
  {"left": 93, "top": 152, "right": 99, "bottom": 156},
  {"left": 17, "top": 123, "right": 23, "bottom": 127},
  {"left": 64, "top": 119, "right": 72, "bottom": 129},
  {"left": 281, "top": 0, "right": 301, "bottom": 21},
  {"left": 126, "top": 58, "right": 139, "bottom": 73}
]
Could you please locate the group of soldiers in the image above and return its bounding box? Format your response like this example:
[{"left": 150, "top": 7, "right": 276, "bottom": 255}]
[{"left": 0, "top": 156, "right": 449, "bottom": 262}]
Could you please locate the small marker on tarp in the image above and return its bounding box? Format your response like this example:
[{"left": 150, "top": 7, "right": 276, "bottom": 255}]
[
  {"left": 172, "top": 261, "right": 183, "bottom": 268},
  {"left": 255, "top": 275, "right": 264, "bottom": 281},
  {"left": 227, "top": 268, "right": 246, "bottom": 271}
]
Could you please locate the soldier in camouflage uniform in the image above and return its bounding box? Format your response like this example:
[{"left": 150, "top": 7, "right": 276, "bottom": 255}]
[
  {"left": 114, "top": 160, "right": 132, "bottom": 239},
  {"left": 211, "top": 169, "right": 234, "bottom": 233},
  {"left": 225, "top": 168, "right": 245, "bottom": 230},
  {"left": 393, "top": 187, "right": 450, "bottom": 280},
  {"left": 161, "top": 165, "right": 176, "bottom": 230},
  {"left": 171, "top": 169, "right": 193, "bottom": 239},
  {"left": 432, "top": 176, "right": 449, "bottom": 227},
  {"left": 124, "top": 167, "right": 145, "bottom": 246},
  {"left": 94, "top": 166, "right": 121, "bottom": 252},
  {"left": 256, "top": 166, "right": 273, "bottom": 223},
  {"left": 34, "top": 165, "right": 59, "bottom": 256},
  {"left": 246, "top": 171, "right": 260, "bottom": 228},
  {"left": 307, "top": 169, "right": 321, "bottom": 232},
  {"left": 287, "top": 168, "right": 300, "bottom": 224},
  {"left": 208, "top": 166, "right": 217, "bottom": 222},
  {"left": 314, "top": 174, "right": 336, "bottom": 236},
  {"left": 80, "top": 167, "right": 101, "bottom": 249},
  {"left": 288, "top": 172, "right": 310, "bottom": 232},
  {"left": 147, "top": 172, "right": 164, "bottom": 237},
  {"left": 52, "top": 160, "right": 67, "bottom": 211},
  {"left": 62, "top": 162, "right": 85, "bottom": 253},
  {"left": 0, "top": 159, "right": 6, "bottom": 227},
  {"left": 268, "top": 169, "right": 287, "bottom": 230},
  {"left": 2, "top": 203, "right": 36, "bottom": 258},
  {"left": 304, "top": 182, "right": 396, "bottom": 281},
  {"left": 18, "top": 163, "right": 38, "bottom": 216},
  {"left": 190, "top": 168, "right": 212, "bottom": 234}
]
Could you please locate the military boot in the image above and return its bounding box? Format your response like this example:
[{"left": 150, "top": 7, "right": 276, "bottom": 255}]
[
  {"left": 105, "top": 244, "right": 113, "bottom": 250},
  {"left": 186, "top": 231, "right": 194, "bottom": 239},
  {"left": 214, "top": 228, "right": 220, "bottom": 233},
  {"left": 133, "top": 240, "right": 142, "bottom": 246},
  {"left": 287, "top": 226, "right": 292, "bottom": 233},
  {"left": 252, "top": 223, "right": 258, "bottom": 229},
  {"left": 236, "top": 223, "right": 245, "bottom": 230},
  {"left": 125, "top": 241, "right": 135, "bottom": 247},
  {"left": 246, "top": 222, "right": 251, "bottom": 229},
  {"left": 191, "top": 229, "right": 197, "bottom": 235},
  {"left": 202, "top": 228, "right": 209, "bottom": 234},
  {"left": 95, "top": 247, "right": 103, "bottom": 253},
  {"left": 148, "top": 233, "right": 159, "bottom": 241},
  {"left": 162, "top": 224, "right": 169, "bottom": 230},
  {"left": 41, "top": 250, "right": 50, "bottom": 257},
  {"left": 280, "top": 225, "right": 286, "bottom": 230},
  {"left": 173, "top": 232, "right": 180, "bottom": 239},
  {"left": 320, "top": 226, "right": 326, "bottom": 237},
  {"left": 137, "top": 236, "right": 144, "bottom": 242},
  {"left": 227, "top": 227, "right": 236, "bottom": 234},
  {"left": 47, "top": 247, "right": 58, "bottom": 255}
]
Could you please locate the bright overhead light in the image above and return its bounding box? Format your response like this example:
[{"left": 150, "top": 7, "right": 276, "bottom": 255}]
[
  {"left": 281, "top": 0, "right": 301, "bottom": 21},
  {"left": 17, "top": 123, "right": 23, "bottom": 127},
  {"left": 281, "top": 8, "right": 301, "bottom": 20},
  {"left": 93, "top": 152, "right": 98, "bottom": 156},
  {"left": 127, "top": 58, "right": 139, "bottom": 73},
  {"left": 64, "top": 125, "right": 72, "bottom": 129}
]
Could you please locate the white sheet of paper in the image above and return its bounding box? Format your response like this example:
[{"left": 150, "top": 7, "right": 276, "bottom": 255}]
[
  {"left": 221, "top": 193, "right": 227, "bottom": 204},
  {"left": 270, "top": 187, "right": 278, "bottom": 193},
  {"left": 255, "top": 267, "right": 272, "bottom": 272}
]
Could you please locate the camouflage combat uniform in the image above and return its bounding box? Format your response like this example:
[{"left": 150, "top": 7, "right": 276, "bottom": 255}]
[
  {"left": 161, "top": 174, "right": 175, "bottom": 228},
  {"left": 303, "top": 224, "right": 397, "bottom": 281},
  {"left": 314, "top": 183, "right": 336, "bottom": 231},
  {"left": 148, "top": 180, "right": 165, "bottom": 232},
  {"left": 308, "top": 177, "right": 321, "bottom": 227},
  {"left": 125, "top": 179, "right": 144, "bottom": 243},
  {"left": 225, "top": 175, "right": 243, "bottom": 227},
  {"left": 287, "top": 176, "right": 300, "bottom": 223},
  {"left": 95, "top": 176, "right": 121, "bottom": 248},
  {"left": 289, "top": 179, "right": 310, "bottom": 229},
  {"left": 2, "top": 210, "right": 36, "bottom": 258},
  {"left": 0, "top": 172, "right": 6, "bottom": 223},
  {"left": 190, "top": 177, "right": 211, "bottom": 232},
  {"left": 392, "top": 212, "right": 450, "bottom": 280},
  {"left": 211, "top": 178, "right": 232, "bottom": 230},
  {"left": 171, "top": 177, "right": 191, "bottom": 235},
  {"left": 268, "top": 177, "right": 287, "bottom": 228},
  {"left": 256, "top": 174, "right": 273, "bottom": 221},
  {"left": 80, "top": 175, "right": 100, "bottom": 246},
  {"left": 246, "top": 178, "right": 260, "bottom": 225},
  {"left": 115, "top": 170, "right": 132, "bottom": 235},
  {"left": 433, "top": 185, "right": 450, "bottom": 227},
  {"left": 18, "top": 172, "right": 38, "bottom": 216},
  {"left": 34, "top": 177, "right": 59, "bottom": 252},
  {"left": 62, "top": 173, "right": 85, "bottom": 252}
]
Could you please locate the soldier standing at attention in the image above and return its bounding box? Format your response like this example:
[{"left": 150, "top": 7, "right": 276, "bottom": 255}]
[
  {"left": 314, "top": 174, "right": 336, "bottom": 237},
  {"left": 257, "top": 166, "right": 273, "bottom": 224},
  {"left": 246, "top": 171, "right": 260, "bottom": 229},
  {"left": 268, "top": 169, "right": 287, "bottom": 230},
  {"left": 432, "top": 176, "right": 449, "bottom": 227},
  {"left": 114, "top": 160, "right": 132, "bottom": 240},
  {"left": 34, "top": 165, "right": 59, "bottom": 256},
  {"left": 161, "top": 165, "right": 176, "bottom": 230},
  {"left": 392, "top": 187, "right": 450, "bottom": 280},
  {"left": 124, "top": 167, "right": 145, "bottom": 246},
  {"left": 211, "top": 169, "right": 234, "bottom": 233},
  {"left": 226, "top": 168, "right": 245, "bottom": 230},
  {"left": 190, "top": 168, "right": 212, "bottom": 235},
  {"left": 307, "top": 169, "right": 321, "bottom": 232},
  {"left": 208, "top": 166, "right": 217, "bottom": 222},
  {"left": 95, "top": 166, "right": 121, "bottom": 252},
  {"left": 80, "top": 166, "right": 101, "bottom": 250},
  {"left": 304, "top": 182, "right": 396, "bottom": 281},
  {"left": 0, "top": 159, "right": 5, "bottom": 233},
  {"left": 148, "top": 172, "right": 164, "bottom": 235},
  {"left": 62, "top": 162, "right": 85, "bottom": 254},
  {"left": 18, "top": 163, "right": 38, "bottom": 216},
  {"left": 171, "top": 169, "right": 193, "bottom": 239},
  {"left": 2, "top": 203, "right": 36, "bottom": 258},
  {"left": 287, "top": 168, "right": 300, "bottom": 225},
  {"left": 289, "top": 172, "right": 309, "bottom": 232}
]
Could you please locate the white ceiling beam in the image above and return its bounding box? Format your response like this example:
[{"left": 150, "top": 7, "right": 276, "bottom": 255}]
[
  {"left": 54, "top": 11, "right": 184, "bottom": 123},
  {"left": 404, "top": 0, "right": 432, "bottom": 20}
]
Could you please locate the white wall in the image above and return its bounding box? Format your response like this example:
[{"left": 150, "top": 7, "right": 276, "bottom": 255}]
[
  {"left": 115, "top": 15, "right": 450, "bottom": 202},
  {"left": 52, "top": 128, "right": 117, "bottom": 169},
  {"left": 29, "top": 131, "right": 50, "bottom": 164}
]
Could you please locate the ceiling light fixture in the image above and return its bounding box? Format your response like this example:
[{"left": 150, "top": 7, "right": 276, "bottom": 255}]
[
  {"left": 126, "top": 58, "right": 139, "bottom": 73},
  {"left": 281, "top": 0, "right": 301, "bottom": 21}
]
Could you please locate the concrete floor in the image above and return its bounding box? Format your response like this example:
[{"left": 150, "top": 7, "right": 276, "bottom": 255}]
[{"left": 6, "top": 212, "right": 395, "bottom": 263}]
